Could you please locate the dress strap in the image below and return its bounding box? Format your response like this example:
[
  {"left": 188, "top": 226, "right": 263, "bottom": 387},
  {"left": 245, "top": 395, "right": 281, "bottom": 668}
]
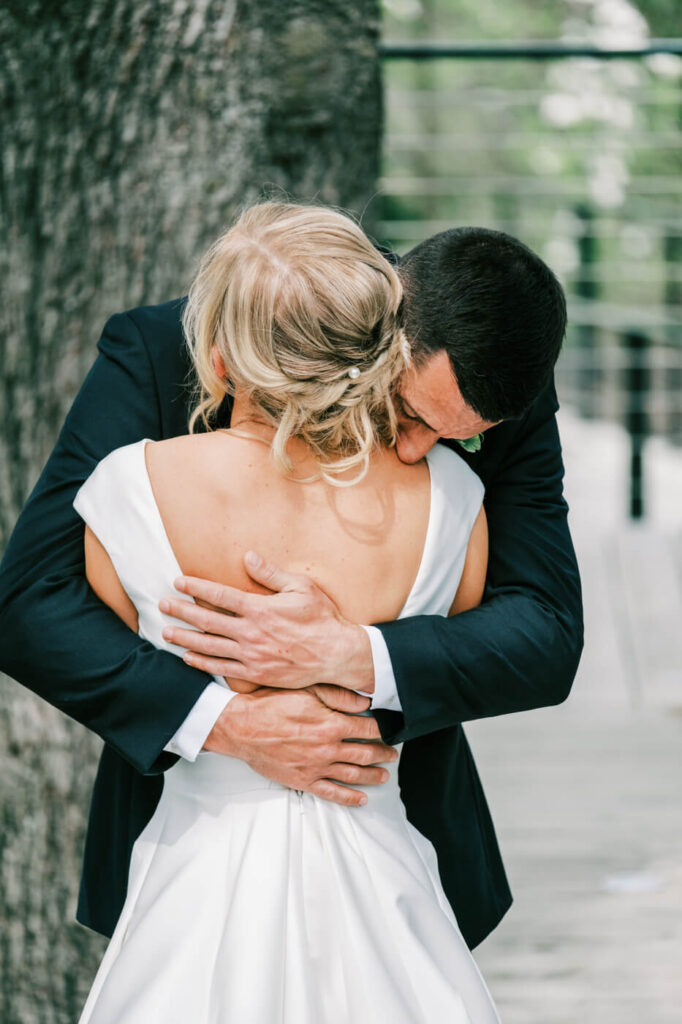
[{"left": 399, "top": 443, "right": 484, "bottom": 619}]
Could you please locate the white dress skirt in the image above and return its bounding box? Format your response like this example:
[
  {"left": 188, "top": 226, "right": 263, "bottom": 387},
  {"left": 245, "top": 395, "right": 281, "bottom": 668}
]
[{"left": 73, "top": 440, "right": 501, "bottom": 1024}]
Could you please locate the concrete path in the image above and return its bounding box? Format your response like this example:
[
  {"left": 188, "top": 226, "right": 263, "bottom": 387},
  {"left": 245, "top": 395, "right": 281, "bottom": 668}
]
[{"left": 467, "top": 407, "right": 682, "bottom": 1023}]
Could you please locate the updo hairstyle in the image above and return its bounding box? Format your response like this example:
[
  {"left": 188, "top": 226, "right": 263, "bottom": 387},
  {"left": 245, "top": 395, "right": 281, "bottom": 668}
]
[{"left": 183, "top": 201, "right": 409, "bottom": 484}]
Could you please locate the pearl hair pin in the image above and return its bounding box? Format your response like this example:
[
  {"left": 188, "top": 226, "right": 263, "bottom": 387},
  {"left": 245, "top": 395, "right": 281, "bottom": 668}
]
[{"left": 348, "top": 366, "right": 361, "bottom": 379}]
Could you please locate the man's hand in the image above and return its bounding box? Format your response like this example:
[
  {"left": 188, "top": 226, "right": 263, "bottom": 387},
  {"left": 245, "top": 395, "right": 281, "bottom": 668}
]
[
  {"left": 204, "top": 684, "right": 398, "bottom": 807},
  {"left": 159, "top": 551, "right": 375, "bottom": 693}
]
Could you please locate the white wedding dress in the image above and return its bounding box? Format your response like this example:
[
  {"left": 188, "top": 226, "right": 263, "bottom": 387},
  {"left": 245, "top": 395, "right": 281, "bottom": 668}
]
[{"left": 74, "top": 439, "right": 500, "bottom": 1024}]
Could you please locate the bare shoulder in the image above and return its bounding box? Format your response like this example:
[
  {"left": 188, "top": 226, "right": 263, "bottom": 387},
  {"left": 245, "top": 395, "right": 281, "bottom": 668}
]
[
  {"left": 143, "top": 432, "right": 270, "bottom": 530},
  {"left": 144, "top": 430, "right": 250, "bottom": 476}
]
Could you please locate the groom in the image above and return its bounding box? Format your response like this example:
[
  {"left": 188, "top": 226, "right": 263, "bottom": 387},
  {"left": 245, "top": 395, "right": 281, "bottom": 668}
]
[{"left": 0, "top": 226, "right": 583, "bottom": 951}]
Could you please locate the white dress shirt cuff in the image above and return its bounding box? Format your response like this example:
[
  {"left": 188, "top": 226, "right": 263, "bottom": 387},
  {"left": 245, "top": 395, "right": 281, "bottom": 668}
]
[
  {"left": 164, "top": 682, "right": 237, "bottom": 762},
  {"left": 356, "top": 625, "right": 402, "bottom": 712}
]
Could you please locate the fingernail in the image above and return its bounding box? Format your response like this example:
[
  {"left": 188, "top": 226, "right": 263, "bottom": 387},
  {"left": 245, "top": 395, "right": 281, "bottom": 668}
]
[
  {"left": 245, "top": 551, "right": 261, "bottom": 569},
  {"left": 359, "top": 795, "right": 368, "bottom": 805},
  {"left": 159, "top": 599, "right": 171, "bottom": 613},
  {"left": 174, "top": 577, "right": 187, "bottom": 591},
  {"left": 162, "top": 628, "right": 173, "bottom": 641}
]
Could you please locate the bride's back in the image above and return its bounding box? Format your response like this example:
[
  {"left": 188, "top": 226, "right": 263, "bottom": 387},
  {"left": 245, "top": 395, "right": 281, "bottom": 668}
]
[
  {"left": 158, "top": 200, "right": 427, "bottom": 624},
  {"left": 145, "top": 430, "right": 431, "bottom": 626}
]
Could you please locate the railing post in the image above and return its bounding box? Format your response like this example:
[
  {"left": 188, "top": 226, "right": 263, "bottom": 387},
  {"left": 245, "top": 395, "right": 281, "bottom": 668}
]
[
  {"left": 575, "top": 203, "right": 599, "bottom": 420},
  {"left": 624, "top": 331, "right": 649, "bottom": 520},
  {"left": 663, "top": 233, "right": 682, "bottom": 443}
]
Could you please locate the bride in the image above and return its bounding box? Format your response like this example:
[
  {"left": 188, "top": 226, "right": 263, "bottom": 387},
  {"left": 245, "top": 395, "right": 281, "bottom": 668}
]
[{"left": 74, "top": 201, "right": 499, "bottom": 1022}]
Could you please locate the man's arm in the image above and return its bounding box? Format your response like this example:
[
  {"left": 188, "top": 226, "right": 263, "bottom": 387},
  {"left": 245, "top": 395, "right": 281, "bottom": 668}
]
[
  {"left": 0, "top": 308, "right": 397, "bottom": 795},
  {"left": 374, "top": 382, "right": 583, "bottom": 744},
  {"left": 0, "top": 311, "right": 215, "bottom": 775},
  {"left": 164, "top": 382, "right": 582, "bottom": 747}
]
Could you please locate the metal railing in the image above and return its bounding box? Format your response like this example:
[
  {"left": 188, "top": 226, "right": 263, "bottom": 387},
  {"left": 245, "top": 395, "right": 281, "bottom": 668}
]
[{"left": 380, "top": 39, "right": 682, "bottom": 518}]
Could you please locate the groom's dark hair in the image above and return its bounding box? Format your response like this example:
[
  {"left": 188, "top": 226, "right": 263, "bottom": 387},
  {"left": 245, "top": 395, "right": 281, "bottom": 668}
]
[{"left": 398, "top": 227, "right": 566, "bottom": 421}]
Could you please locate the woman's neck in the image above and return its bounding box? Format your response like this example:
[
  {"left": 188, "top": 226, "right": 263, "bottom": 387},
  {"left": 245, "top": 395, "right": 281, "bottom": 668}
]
[
  {"left": 229, "top": 392, "right": 275, "bottom": 440},
  {"left": 226, "top": 391, "right": 398, "bottom": 480},
  {"left": 228, "top": 391, "right": 321, "bottom": 470}
]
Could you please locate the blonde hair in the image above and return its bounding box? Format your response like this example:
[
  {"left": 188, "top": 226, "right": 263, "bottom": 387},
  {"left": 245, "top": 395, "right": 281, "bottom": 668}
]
[{"left": 183, "top": 201, "right": 409, "bottom": 485}]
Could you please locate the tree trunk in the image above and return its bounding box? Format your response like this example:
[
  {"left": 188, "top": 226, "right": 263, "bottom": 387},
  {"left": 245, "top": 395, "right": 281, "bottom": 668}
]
[{"left": 0, "top": 2, "right": 382, "bottom": 1019}]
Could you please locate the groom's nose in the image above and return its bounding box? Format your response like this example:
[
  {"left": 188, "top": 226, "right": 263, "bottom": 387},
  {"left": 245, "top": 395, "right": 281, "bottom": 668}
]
[{"left": 395, "top": 423, "right": 439, "bottom": 464}]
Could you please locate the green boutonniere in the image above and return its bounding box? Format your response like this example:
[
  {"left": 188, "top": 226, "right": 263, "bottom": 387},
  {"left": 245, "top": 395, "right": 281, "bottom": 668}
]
[{"left": 455, "top": 433, "right": 484, "bottom": 453}]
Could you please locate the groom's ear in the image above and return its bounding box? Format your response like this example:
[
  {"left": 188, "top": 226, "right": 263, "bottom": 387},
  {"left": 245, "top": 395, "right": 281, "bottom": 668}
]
[{"left": 211, "top": 345, "right": 228, "bottom": 380}]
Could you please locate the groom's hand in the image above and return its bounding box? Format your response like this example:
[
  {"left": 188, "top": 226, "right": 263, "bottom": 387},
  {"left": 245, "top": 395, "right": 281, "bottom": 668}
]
[
  {"left": 204, "top": 685, "right": 398, "bottom": 806},
  {"left": 159, "top": 551, "right": 375, "bottom": 693}
]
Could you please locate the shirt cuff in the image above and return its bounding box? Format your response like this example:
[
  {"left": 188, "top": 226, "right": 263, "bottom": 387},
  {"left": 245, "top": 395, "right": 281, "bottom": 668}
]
[
  {"left": 356, "top": 625, "right": 402, "bottom": 712},
  {"left": 164, "top": 681, "right": 237, "bottom": 762}
]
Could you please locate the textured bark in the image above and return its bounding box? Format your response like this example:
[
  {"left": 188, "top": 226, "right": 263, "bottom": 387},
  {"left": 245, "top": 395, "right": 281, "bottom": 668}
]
[{"left": 0, "top": 2, "right": 382, "bottom": 1019}]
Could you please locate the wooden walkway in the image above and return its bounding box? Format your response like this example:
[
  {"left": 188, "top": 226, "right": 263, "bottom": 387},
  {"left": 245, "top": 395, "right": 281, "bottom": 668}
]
[{"left": 467, "top": 406, "right": 682, "bottom": 1023}]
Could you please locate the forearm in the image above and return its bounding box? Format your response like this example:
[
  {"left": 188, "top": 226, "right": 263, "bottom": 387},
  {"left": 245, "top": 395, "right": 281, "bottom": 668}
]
[
  {"left": 375, "top": 588, "right": 582, "bottom": 745},
  {"left": 165, "top": 680, "right": 236, "bottom": 761},
  {"left": 356, "top": 625, "right": 403, "bottom": 711},
  {"left": 375, "top": 380, "right": 584, "bottom": 745},
  {"left": 0, "top": 570, "right": 214, "bottom": 774},
  {"left": 0, "top": 306, "right": 210, "bottom": 774}
]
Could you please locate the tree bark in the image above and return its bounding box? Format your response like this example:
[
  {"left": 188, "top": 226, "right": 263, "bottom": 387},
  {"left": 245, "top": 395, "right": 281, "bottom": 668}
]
[{"left": 0, "top": 2, "right": 382, "bottom": 1019}]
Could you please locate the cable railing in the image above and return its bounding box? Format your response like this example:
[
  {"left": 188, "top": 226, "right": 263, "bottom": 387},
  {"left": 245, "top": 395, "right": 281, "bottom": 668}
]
[
  {"left": 380, "top": 39, "right": 682, "bottom": 518},
  {"left": 380, "top": 40, "right": 682, "bottom": 59}
]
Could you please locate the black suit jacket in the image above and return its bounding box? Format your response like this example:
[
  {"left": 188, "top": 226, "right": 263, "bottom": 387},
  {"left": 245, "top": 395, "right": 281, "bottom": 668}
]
[{"left": 0, "top": 298, "right": 583, "bottom": 950}]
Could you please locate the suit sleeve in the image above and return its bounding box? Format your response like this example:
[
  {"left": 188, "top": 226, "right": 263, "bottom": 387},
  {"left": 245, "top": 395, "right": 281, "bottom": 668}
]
[
  {"left": 374, "top": 382, "right": 584, "bottom": 745},
  {"left": 0, "top": 312, "right": 214, "bottom": 775}
]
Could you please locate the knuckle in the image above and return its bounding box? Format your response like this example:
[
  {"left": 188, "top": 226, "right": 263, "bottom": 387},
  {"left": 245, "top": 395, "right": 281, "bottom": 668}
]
[
  {"left": 336, "top": 741, "right": 357, "bottom": 762},
  {"left": 318, "top": 743, "right": 334, "bottom": 764},
  {"left": 243, "top": 626, "right": 260, "bottom": 646},
  {"left": 250, "top": 604, "right": 265, "bottom": 625},
  {"left": 330, "top": 744, "right": 346, "bottom": 764},
  {"left": 322, "top": 719, "right": 341, "bottom": 741}
]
